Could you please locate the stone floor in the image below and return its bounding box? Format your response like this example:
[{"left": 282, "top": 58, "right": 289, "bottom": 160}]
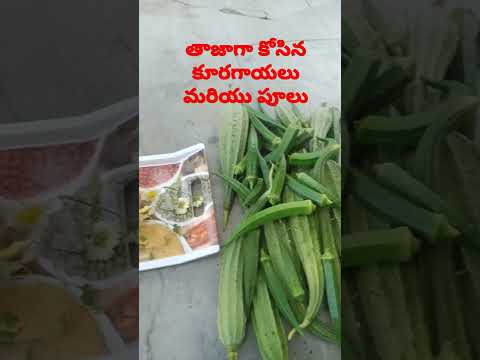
[{"left": 139, "top": 0, "right": 341, "bottom": 359}]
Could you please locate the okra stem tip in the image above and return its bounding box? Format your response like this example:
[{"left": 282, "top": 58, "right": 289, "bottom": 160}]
[
  {"left": 227, "top": 351, "right": 238, "bottom": 360},
  {"left": 287, "top": 328, "right": 298, "bottom": 341}
]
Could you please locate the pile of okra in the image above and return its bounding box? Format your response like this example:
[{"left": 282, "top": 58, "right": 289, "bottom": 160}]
[
  {"left": 216, "top": 103, "right": 341, "bottom": 360},
  {"left": 342, "top": 3, "right": 480, "bottom": 360}
]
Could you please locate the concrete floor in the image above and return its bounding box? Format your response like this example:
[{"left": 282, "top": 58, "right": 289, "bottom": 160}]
[
  {"left": 0, "top": 1, "right": 137, "bottom": 124},
  {"left": 139, "top": 0, "right": 341, "bottom": 359}
]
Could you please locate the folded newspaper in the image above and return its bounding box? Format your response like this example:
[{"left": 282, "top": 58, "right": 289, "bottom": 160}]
[{"left": 139, "top": 144, "right": 219, "bottom": 271}]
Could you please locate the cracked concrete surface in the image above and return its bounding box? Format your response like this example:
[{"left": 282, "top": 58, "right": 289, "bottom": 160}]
[{"left": 140, "top": 0, "right": 340, "bottom": 359}]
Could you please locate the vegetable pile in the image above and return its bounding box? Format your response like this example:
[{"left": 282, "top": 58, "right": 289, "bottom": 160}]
[
  {"left": 343, "top": 2, "right": 480, "bottom": 360},
  {"left": 216, "top": 103, "right": 341, "bottom": 359}
]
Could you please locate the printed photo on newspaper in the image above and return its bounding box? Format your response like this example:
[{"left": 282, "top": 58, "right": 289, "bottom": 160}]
[{"left": 139, "top": 143, "right": 219, "bottom": 271}]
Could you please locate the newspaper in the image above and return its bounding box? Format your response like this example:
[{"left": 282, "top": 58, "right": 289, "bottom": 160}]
[{"left": 139, "top": 143, "right": 219, "bottom": 271}]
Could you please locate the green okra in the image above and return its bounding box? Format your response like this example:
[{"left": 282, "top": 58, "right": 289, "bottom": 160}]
[
  {"left": 288, "top": 132, "right": 313, "bottom": 152},
  {"left": 243, "top": 178, "right": 264, "bottom": 207},
  {"left": 357, "top": 263, "right": 403, "bottom": 360},
  {"left": 452, "top": 8, "right": 479, "bottom": 91},
  {"left": 311, "top": 145, "right": 342, "bottom": 181},
  {"left": 217, "top": 233, "right": 246, "bottom": 360},
  {"left": 319, "top": 228, "right": 341, "bottom": 336},
  {"left": 355, "top": 59, "right": 413, "bottom": 116},
  {"left": 233, "top": 155, "right": 248, "bottom": 176},
  {"left": 256, "top": 147, "right": 271, "bottom": 187},
  {"left": 316, "top": 157, "right": 341, "bottom": 337},
  {"left": 252, "top": 272, "right": 289, "bottom": 360},
  {"left": 214, "top": 172, "right": 249, "bottom": 202},
  {"left": 264, "top": 221, "right": 305, "bottom": 301},
  {"left": 284, "top": 189, "right": 323, "bottom": 334},
  {"left": 248, "top": 109, "right": 282, "bottom": 145},
  {"left": 219, "top": 104, "right": 249, "bottom": 228},
  {"left": 373, "top": 162, "right": 465, "bottom": 229},
  {"left": 310, "top": 105, "right": 337, "bottom": 141},
  {"left": 223, "top": 200, "right": 317, "bottom": 247},
  {"left": 356, "top": 96, "right": 479, "bottom": 146},
  {"left": 275, "top": 105, "right": 302, "bottom": 128},
  {"left": 325, "top": 160, "right": 341, "bottom": 201},
  {"left": 316, "top": 160, "right": 342, "bottom": 254},
  {"left": 267, "top": 155, "right": 287, "bottom": 205},
  {"left": 411, "top": 96, "right": 480, "bottom": 186},
  {"left": 246, "top": 126, "right": 259, "bottom": 189},
  {"left": 342, "top": 227, "right": 420, "bottom": 267},
  {"left": 296, "top": 172, "right": 339, "bottom": 205},
  {"left": 286, "top": 175, "right": 333, "bottom": 207},
  {"left": 265, "top": 126, "right": 298, "bottom": 163},
  {"left": 342, "top": 280, "right": 367, "bottom": 360},
  {"left": 422, "top": 77, "right": 474, "bottom": 97},
  {"left": 246, "top": 106, "right": 286, "bottom": 134},
  {"left": 367, "top": 211, "right": 416, "bottom": 360},
  {"left": 290, "top": 300, "right": 338, "bottom": 343},
  {"left": 428, "top": 242, "right": 472, "bottom": 360},
  {"left": 351, "top": 170, "right": 459, "bottom": 242},
  {"left": 342, "top": 51, "right": 381, "bottom": 121},
  {"left": 245, "top": 191, "right": 270, "bottom": 216},
  {"left": 260, "top": 249, "right": 304, "bottom": 336},
  {"left": 242, "top": 229, "right": 261, "bottom": 313},
  {"left": 289, "top": 143, "right": 341, "bottom": 167}
]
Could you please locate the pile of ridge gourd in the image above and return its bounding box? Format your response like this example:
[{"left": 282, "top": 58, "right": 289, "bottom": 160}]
[
  {"left": 342, "top": 2, "right": 480, "bottom": 360},
  {"left": 216, "top": 102, "right": 341, "bottom": 360}
]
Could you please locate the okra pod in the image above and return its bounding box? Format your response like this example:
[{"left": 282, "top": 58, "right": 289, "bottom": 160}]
[
  {"left": 243, "top": 178, "right": 264, "bottom": 207},
  {"left": 289, "top": 143, "right": 340, "bottom": 167},
  {"left": 219, "top": 104, "right": 249, "bottom": 228},
  {"left": 310, "top": 105, "right": 336, "bottom": 140},
  {"left": 411, "top": 96, "right": 480, "bottom": 185},
  {"left": 223, "top": 200, "right": 317, "bottom": 247},
  {"left": 233, "top": 155, "right": 248, "bottom": 176},
  {"left": 290, "top": 301, "right": 338, "bottom": 343},
  {"left": 249, "top": 109, "right": 282, "bottom": 145},
  {"left": 246, "top": 126, "right": 259, "bottom": 189},
  {"left": 296, "top": 172, "right": 339, "bottom": 205},
  {"left": 265, "top": 126, "right": 298, "bottom": 163},
  {"left": 217, "top": 234, "right": 246, "bottom": 360},
  {"left": 242, "top": 229, "right": 261, "bottom": 313},
  {"left": 319, "top": 215, "right": 341, "bottom": 336},
  {"left": 214, "top": 172, "right": 249, "bottom": 202},
  {"left": 246, "top": 106, "right": 286, "bottom": 134},
  {"left": 256, "top": 148, "right": 271, "bottom": 187},
  {"left": 284, "top": 188, "right": 323, "bottom": 333},
  {"left": 267, "top": 155, "right": 287, "bottom": 205},
  {"left": 286, "top": 175, "right": 333, "bottom": 207},
  {"left": 287, "top": 131, "right": 314, "bottom": 153},
  {"left": 275, "top": 105, "right": 302, "bottom": 128},
  {"left": 373, "top": 162, "right": 465, "bottom": 229},
  {"left": 260, "top": 249, "right": 304, "bottom": 336},
  {"left": 264, "top": 221, "right": 305, "bottom": 301},
  {"left": 252, "top": 272, "right": 289, "bottom": 360},
  {"left": 245, "top": 191, "right": 270, "bottom": 216},
  {"left": 351, "top": 170, "right": 459, "bottom": 242},
  {"left": 342, "top": 227, "right": 420, "bottom": 267}
]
